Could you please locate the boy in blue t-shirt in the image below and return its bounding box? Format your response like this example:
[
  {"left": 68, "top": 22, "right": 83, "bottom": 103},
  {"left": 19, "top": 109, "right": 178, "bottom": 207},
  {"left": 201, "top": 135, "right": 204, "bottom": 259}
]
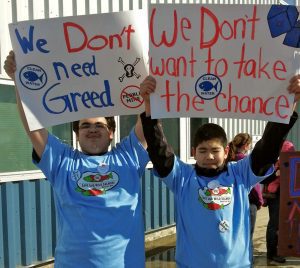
[
  {"left": 4, "top": 51, "right": 149, "bottom": 268},
  {"left": 140, "top": 75, "right": 300, "bottom": 268}
]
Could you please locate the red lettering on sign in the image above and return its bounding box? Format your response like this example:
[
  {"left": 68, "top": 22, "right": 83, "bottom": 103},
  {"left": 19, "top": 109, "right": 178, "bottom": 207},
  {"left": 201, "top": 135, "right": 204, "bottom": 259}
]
[
  {"left": 214, "top": 84, "right": 290, "bottom": 119},
  {"left": 149, "top": 47, "right": 196, "bottom": 77},
  {"left": 159, "top": 80, "right": 290, "bottom": 120},
  {"left": 232, "top": 43, "right": 287, "bottom": 80},
  {"left": 200, "top": 6, "right": 259, "bottom": 49},
  {"left": 63, "top": 22, "right": 135, "bottom": 53},
  {"left": 160, "top": 80, "right": 204, "bottom": 112},
  {"left": 149, "top": 8, "right": 192, "bottom": 48}
]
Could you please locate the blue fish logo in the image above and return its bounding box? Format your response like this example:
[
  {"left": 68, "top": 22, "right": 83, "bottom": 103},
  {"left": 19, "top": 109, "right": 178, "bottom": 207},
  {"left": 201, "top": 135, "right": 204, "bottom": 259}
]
[
  {"left": 199, "top": 81, "right": 219, "bottom": 92},
  {"left": 19, "top": 64, "right": 47, "bottom": 90},
  {"left": 195, "top": 74, "right": 222, "bottom": 100},
  {"left": 23, "top": 71, "right": 45, "bottom": 83}
]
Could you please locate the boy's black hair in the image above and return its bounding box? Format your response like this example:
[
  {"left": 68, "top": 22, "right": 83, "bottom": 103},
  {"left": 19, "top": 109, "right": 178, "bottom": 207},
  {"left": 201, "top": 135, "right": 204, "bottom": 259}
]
[
  {"left": 193, "top": 123, "right": 227, "bottom": 148},
  {"left": 72, "top": 117, "right": 116, "bottom": 135}
]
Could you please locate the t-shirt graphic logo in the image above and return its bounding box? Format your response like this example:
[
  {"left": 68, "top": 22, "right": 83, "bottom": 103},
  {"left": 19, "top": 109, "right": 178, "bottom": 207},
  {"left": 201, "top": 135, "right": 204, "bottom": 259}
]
[
  {"left": 198, "top": 183, "right": 232, "bottom": 210},
  {"left": 73, "top": 170, "right": 119, "bottom": 196}
]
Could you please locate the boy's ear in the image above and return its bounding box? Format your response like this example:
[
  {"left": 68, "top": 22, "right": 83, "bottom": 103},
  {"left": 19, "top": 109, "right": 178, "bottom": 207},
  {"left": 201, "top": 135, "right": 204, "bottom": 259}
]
[
  {"left": 224, "top": 145, "right": 229, "bottom": 159},
  {"left": 109, "top": 130, "right": 114, "bottom": 140},
  {"left": 191, "top": 147, "right": 196, "bottom": 157}
]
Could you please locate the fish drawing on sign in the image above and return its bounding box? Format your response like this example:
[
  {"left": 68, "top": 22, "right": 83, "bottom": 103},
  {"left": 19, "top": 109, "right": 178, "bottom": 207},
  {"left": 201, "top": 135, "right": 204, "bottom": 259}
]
[
  {"left": 199, "top": 81, "right": 219, "bottom": 92},
  {"left": 23, "top": 71, "right": 45, "bottom": 83}
]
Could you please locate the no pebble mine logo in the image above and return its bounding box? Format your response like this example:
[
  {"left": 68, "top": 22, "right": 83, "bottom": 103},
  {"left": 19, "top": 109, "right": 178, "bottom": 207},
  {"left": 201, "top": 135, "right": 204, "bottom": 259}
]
[
  {"left": 19, "top": 64, "right": 47, "bottom": 90},
  {"left": 120, "top": 85, "right": 144, "bottom": 109},
  {"left": 195, "top": 74, "right": 222, "bottom": 100}
]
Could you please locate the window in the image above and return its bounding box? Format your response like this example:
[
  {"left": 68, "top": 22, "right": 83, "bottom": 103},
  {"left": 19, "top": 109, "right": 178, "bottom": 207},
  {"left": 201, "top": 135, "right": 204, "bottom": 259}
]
[
  {"left": 120, "top": 115, "right": 137, "bottom": 139},
  {"left": 162, "top": 118, "right": 180, "bottom": 156},
  {"left": 120, "top": 115, "right": 180, "bottom": 155},
  {"left": 0, "top": 84, "right": 72, "bottom": 173}
]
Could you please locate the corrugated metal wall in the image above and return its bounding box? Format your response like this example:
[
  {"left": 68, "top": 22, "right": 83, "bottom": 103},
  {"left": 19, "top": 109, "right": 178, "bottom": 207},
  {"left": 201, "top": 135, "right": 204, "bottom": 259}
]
[
  {"left": 211, "top": 117, "right": 268, "bottom": 143},
  {"left": 212, "top": 105, "right": 300, "bottom": 149},
  {"left": 0, "top": 180, "right": 56, "bottom": 268},
  {"left": 0, "top": 171, "right": 173, "bottom": 268},
  {"left": 1, "top": 0, "right": 299, "bottom": 267}
]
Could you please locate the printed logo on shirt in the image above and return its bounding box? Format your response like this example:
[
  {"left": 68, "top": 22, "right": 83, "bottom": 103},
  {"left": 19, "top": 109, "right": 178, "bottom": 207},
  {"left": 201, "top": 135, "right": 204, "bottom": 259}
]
[
  {"left": 198, "top": 181, "right": 232, "bottom": 210},
  {"left": 73, "top": 170, "right": 119, "bottom": 196}
]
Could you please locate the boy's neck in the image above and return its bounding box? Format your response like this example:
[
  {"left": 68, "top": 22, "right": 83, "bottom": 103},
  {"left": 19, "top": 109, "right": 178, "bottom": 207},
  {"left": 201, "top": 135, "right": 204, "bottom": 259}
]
[{"left": 195, "top": 164, "right": 227, "bottom": 177}]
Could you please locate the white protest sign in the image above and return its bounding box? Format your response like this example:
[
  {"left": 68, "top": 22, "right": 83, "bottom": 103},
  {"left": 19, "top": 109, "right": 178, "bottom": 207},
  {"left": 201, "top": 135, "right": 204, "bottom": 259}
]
[
  {"left": 149, "top": 4, "right": 300, "bottom": 123},
  {"left": 9, "top": 10, "right": 148, "bottom": 131}
]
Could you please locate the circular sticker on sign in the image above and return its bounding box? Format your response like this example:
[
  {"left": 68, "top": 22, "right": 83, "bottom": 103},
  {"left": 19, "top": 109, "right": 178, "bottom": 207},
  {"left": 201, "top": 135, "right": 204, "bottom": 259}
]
[
  {"left": 219, "top": 220, "right": 230, "bottom": 232},
  {"left": 195, "top": 74, "right": 222, "bottom": 100},
  {"left": 19, "top": 64, "right": 47, "bottom": 90},
  {"left": 120, "top": 85, "right": 144, "bottom": 108}
]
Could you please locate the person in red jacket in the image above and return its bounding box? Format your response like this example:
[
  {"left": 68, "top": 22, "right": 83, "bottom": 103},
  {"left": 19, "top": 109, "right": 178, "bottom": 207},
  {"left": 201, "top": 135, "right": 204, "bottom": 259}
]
[{"left": 262, "top": 140, "right": 295, "bottom": 263}]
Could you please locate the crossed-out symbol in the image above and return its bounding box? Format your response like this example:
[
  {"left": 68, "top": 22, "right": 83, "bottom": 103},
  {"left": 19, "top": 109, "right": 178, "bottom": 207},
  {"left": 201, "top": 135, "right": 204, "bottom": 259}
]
[{"left": 118, "top": 57, "right": 141, "bottom": 82}]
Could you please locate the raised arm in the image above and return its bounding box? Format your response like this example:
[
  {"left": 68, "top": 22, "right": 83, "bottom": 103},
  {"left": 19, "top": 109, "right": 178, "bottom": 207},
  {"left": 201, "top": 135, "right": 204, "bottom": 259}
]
[
  {"left": 251, "top": 75, "right": 300, "bottom": 176},
  {"left": 134, "top": 115, "right": 147, "bottom": 149},
  {"left": 140, "top": 76, "right": 174, "bottom": 177},
  {"left": 4, "top": 51, "right": 48, "bottom": 158},
  {"left": 134, "top": 76, "right": 157, "bottom": 149}
]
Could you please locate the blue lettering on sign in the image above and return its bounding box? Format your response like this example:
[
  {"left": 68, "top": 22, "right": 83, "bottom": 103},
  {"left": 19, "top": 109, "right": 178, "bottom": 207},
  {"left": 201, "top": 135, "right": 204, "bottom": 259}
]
[
  {"left": 14, "top": 25, "right": 49, "bottom": 54},
  {"left": 42, "top": 80, "right": 114, "bottom": 114},
  {"left": 52, "top": 55, "right": 99, "bottom": 80}
]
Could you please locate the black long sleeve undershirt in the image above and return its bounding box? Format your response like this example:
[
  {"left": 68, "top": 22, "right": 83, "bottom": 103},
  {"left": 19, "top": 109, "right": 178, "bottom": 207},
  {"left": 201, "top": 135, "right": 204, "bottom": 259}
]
[
  {"left": 140, "top": 113, "right": 174, "bottom": 177},
  {"left": 141, "top": 112, "right": 298, "bottom": 178},
  {"left": 250, "top": 111, "right": 298, "bottom": 176}
]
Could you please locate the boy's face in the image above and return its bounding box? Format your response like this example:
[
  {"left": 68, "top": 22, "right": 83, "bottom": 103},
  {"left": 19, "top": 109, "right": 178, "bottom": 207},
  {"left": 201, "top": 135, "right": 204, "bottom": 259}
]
[
  {"left": 192, "top": 139, "right": 229, "bottom": 169},
  {"left": 76, "top": 117, "right": 114, "bottom": 155}
]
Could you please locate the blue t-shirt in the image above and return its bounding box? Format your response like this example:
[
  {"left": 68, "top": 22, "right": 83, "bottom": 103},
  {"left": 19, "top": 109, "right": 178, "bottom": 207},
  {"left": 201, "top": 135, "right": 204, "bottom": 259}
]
[
  {"left": 160, "top": 155, "right": 273, "bottom": 268},
  {"left": 33, "top": 129, "right": 149, "bottom": 268}
]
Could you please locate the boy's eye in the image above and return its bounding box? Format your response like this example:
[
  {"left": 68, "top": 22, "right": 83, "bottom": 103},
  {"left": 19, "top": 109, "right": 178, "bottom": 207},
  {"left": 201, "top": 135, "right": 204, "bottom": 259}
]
[
  {"left": 79, "top": 123, "right": 108, "bottom": 130},
  {"left": 198, "top": 149, "right": 220, "bottom": 154},
  {"left": 79, "top": 123, "right": 90, "bottom": 129}
]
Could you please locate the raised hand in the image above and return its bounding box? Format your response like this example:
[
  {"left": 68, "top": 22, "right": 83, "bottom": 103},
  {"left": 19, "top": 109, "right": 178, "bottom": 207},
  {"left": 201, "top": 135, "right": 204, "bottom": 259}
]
[
  {"left": 140, "top": 75, "right": 156, "bottom": 116},
  {"left": 288, "top": 74, "right": 300, "bottom": 103},
  {"left": 3, "top": 51, "right": 16, "bottom": 80}
]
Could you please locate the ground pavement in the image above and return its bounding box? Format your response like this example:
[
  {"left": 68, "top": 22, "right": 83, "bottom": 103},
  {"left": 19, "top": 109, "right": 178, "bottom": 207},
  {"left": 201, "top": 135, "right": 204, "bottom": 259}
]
[
  {"left": 146, "top": 206, "right": 300, "bottom": 267},
  {"left": 253, "top": 206, "right": 300, "bottom": 267},
  {"left": 36, "top": 206, "right": 300, "bottom": 268}
]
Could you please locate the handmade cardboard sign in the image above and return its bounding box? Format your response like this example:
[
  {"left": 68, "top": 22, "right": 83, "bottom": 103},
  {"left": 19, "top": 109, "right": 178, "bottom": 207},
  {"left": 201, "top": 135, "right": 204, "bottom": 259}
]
[
  {"left": 149, "top": 4, "right": 300, "bottom": 123},
  {"left": 9, "top": 10, "right": 148, "bottom": 130},
  {"left": 278, "top": 151, "right": 300, "bottom": 256}
]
